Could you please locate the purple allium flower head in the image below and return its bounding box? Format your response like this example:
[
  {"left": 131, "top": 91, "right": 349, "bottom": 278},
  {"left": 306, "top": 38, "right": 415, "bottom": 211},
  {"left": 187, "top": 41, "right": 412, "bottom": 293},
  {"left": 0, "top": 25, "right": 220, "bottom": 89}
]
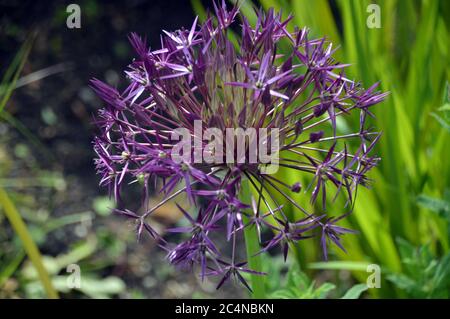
[{"left": 91, "top": 1, "right": 387, "bottom": 291}]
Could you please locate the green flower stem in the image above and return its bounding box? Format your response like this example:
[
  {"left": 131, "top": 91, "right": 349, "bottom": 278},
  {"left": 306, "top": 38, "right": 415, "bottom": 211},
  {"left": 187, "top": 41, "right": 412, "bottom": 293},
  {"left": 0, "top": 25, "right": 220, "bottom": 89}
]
[
  {"left": 0, "top": 187, "right": 59, "bottom": 299},
  {"left": 240, "top": 178, "right": 266, "bottom": 298}
]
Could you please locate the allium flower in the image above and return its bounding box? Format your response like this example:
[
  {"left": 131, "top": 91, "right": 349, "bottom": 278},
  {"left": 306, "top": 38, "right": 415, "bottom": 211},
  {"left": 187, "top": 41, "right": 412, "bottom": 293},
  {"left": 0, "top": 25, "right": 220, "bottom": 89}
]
[{"left": 91, "top": 1, "right": 387, "bottom": 291}]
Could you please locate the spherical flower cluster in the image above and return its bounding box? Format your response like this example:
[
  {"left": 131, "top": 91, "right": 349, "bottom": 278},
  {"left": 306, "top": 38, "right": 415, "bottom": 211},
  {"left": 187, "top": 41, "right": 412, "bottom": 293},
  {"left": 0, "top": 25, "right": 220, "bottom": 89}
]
[{"left": 91, "top": 1, "right": 386, "bottom": 290}]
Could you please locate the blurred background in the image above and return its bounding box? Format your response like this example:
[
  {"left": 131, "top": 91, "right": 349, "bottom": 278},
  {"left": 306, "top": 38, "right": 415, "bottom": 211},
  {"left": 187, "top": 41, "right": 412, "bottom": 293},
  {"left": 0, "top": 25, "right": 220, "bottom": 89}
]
[{"left": 0, "top": 0, "right": 449, "bottom": 299}]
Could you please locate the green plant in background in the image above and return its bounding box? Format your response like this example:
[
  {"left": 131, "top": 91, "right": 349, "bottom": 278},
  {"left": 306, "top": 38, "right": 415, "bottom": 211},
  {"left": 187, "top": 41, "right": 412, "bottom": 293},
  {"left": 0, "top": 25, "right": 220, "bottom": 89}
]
[
  {"left": 257, "top": 255, "right": 368, "bottom": 299},
  {"left": 0, "top": 188, "right": 58, "bottom": 298},
  {"left": 193, "top": 0, "right": 450, "bottom": 298},
  {"left": 386, "top": 238, "right": 450, "bottom": 298},
  {"left": 258, "top": 0, "right": 450, "bottom": 298},
  {"left": 0, "top": 32, "right": 51, "bottom": 158},
  {"left": 0, "top": 34, "right": 59, "bottom": 299},
  {"left": 431, "top": 83, "right": 450, "bottom": 133},
  {"left": 0, "top": 35, "right": 126, "bottom": 299}
]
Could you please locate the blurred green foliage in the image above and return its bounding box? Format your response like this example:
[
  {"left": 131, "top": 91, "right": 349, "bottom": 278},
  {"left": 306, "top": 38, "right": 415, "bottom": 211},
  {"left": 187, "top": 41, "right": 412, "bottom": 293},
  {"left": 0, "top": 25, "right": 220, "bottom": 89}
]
[
  {"left": 0, "top": 35, "right": 59, "bottom": 298},
  {"left": 193, "top": 0, "right": 450, "bottom": 298},
  {"left": 0, "top": 37, "right": 127, "bottom": 299},
  {"left": 259, "top": 255, "right": 368, "bottom": 299}
]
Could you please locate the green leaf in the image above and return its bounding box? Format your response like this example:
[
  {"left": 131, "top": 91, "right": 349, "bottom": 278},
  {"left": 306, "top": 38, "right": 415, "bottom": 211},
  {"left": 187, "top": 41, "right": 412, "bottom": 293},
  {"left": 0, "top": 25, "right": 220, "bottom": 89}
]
[
  {"left": 41, "top": 107, "right": 58, "bottom": 126},
  {"left": 269, "top": 289, "right": 297, "bottom": 299},
  {"left": 308, "top": 261, "right": 371, "bottom": 271},
  {"left": 190, "top": 0, "right": 207, "bottom": 22},
  {"left": 386, "top": 273, "right": 417, "bottom": 291},
  {"left": 0, "top": 250, "right": 25, "bottom": 287},
  {"left": 287, "top": 266, "right": 309, "bottom": 289},
  {"left": 443, "top": 81, "right": 450, "bottom": 104},
  {"left": 395, "top": 237, "right": 416, "bottom": 261},
  {"left": 0, "top": 187, "right": 58, "bottom": 298},
  {"left": 51, "top": 276, "right": 125, "bottom": 299},
  {"left": 241, "top": 178, "right": 265, "bottom": 298},
  {"left": 417, "top": 194, "right": 450, "bottom": 219},
  {"left": 93, "top": 196, "right": 116, "bottom": 216},
  {"left": 431, "top": 112, "right": 450, "bottom": 132},
  {"left": 341, "top": 283, "right": 368, "bottom": 299},
  {"left": 314, "top": 282, "right": 336, "bottom": 299},
  {"left": 0, "top": 33, "right": 35, "bottom": 113},
  {"left": 432, "top": 253, "right": 450, "bottom": 288}
]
